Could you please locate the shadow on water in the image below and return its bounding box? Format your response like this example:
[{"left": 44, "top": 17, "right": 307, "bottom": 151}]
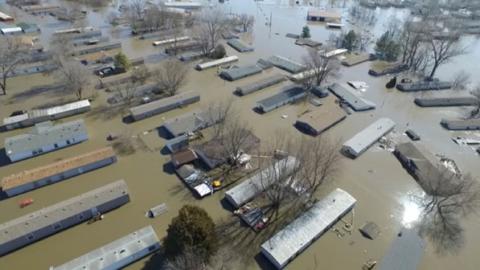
[
  {"left": 142, "top": 250, "right": 166, "bottom": 270},
  {"left": 8, "top": 84, "right": 68, "bottom": 104},
  {"left": 162, "top": 162, "right": 175, "bottom": 175},
  {"left": 156, "top": 126, "right": 171, "bottom": 140}
]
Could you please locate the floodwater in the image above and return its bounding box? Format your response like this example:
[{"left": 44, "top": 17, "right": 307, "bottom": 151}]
[{"left": 1, "top": 0, "right": 480, "bottom": 269}]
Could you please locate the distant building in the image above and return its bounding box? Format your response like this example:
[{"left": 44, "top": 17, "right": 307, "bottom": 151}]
[
  {"left": 50, "top": 226, "right": 160, "bottom": 270},
  {"left": 342, "top": 118, "right": 395, "bottom": 158},
  {"left": 307, "top": 9, "right": 341, "bottom": 22},
  {"left": 295, "top": 101, "right": 347, "bottom": 136},
  {"left": 1, "top": 147, "right": 117, "bottom": 197},
  {"left": 0, "top": 180, "right": 130, "bottom": 256},
  {"left": 261, "top": 188, "right": 356, "bottom": 269},
  {"left": 4, "top": 119, "right": 89, "bottom": 162},
  {"left": 0, "top": 11, "right": 14, "bottom": 22}
]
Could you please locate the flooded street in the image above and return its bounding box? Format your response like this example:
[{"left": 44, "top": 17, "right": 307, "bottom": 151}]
[{"left": 1, "top": 0, "right": 480, "bottom": 269}]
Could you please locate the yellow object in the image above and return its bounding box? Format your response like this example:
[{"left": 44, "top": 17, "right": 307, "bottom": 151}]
[{"left": 212, "top": 180, "right": 221, "bottom": 187}]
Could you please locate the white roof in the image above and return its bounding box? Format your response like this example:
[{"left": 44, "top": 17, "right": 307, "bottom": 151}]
[
  {"left": 1, "top": 27, "right": 22, "bottom": 33},
  {"left": 342, "top": 118, "right": 396, "bottom": 157},
  {"left": 164, "top": 2, "right": 203, "bottom": 8},
  {"left": 225, "top": 156, "right": 298, "bottom": 208},
  {"left": 51, "top": 226, "right": 160, "bottom": 270},
  {"left": 289, "top": 68, "right": 322, "bottom": 82},
  {"left": 152, "top": 36, "right": 189, "bottom": 46},
  {"left": 323, "top": 48, "right": 348, "bottom": 58},
  {"left": 194, "top": 183, "right": 213, "bottom": 197},
  {"left": 196, "top": 56, "right": 239, "bottom": 70},
  {"left": 261, "top": 188, "right": 356, "bottom": 269}
]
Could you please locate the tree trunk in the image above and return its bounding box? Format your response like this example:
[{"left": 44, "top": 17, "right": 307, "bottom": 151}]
[{"left": 429, "top": 63, "right": 439, "bottom": 79}]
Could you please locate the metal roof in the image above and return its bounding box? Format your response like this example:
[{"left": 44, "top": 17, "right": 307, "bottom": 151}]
[
  {"left": 51, "top": 226, "right": 160, "bottom": 270},
  {"left": 163, "top": 110, "right": 220, "bottom": 137},
  {"left": 129, "top": 91, "right": 200, "bottom": 119},
  {"left": 0, "top": 180, "right": 129, "bottom": 246},
  {"left": 225, "top": 156, "right": 298, "bottom": 208},
  {"left": 236, "top": 74, "right": 286, "bottom": 96},
  {"left": 261, "top": 188, "right": 356, "bottom": 269},
  {"left": 441, "top": 118, "right": 480, "bottom": 130},
  {"left": 227, "top": 39, "right": 254, "bottom": 52},
  {"left": 378, "top": 228, "right": 425, "bottom": 270},
  {"left": 257, "top": 86, "right": 306, "bottom": 112},
  {"left": 220, "top": 65, "right": 262, "bottom": 81},
  {"left": 196, "top": 56, "right": 239, "bottom": 70},
  {"left": 296, "top": 101, "right": 347, "bottom": 134},
  {"left": 267, "top": 55, "right": 305, "bottom": 73},
  {"left": 4, "top": 119, "right": 88, "bottom": 157},
  {"left": 342, "top": 118, "right": 395, "bottom": 157},
  {"left": 328, "top": 83, "right": 376, "bottom": 111},
  {"left": 1, "top": 147, "right": 115, "bottom": 191}
]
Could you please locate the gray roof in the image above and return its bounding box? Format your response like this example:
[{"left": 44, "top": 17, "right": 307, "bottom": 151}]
[
  {"left": 342, "top": 118, "right": 395, "bottom": 157},
  {"left": 257, "top": 86, "right": 306, "bottom": 112},
  {"left": 261, "top": 188, "right": 356, "bottom": 269},
  {"left": 267, "top": 55, "right": 305, "bottom": 73},
  {"left": 378, "top": 228, "right": 425, "bottom": 270},
  {"left": 51, "top": 226, "right": 160, "bottom": 270},
  {"left": 220, "top": 65, "right": 262, "bottom": 81},
  {"left": 328, "top": 83, "right": 376, "bottom": 111},
  {"left": 163, "top": 110, "right": 221, "bottom": 137},
  {"left": 236, "top": 74, "right": 286, "bottom": 96},
  {"left": 441, "top": 118, "right": 480, "bottom": 130},
  {"left": 0, "top": 180, "right": 129, "bottom": 246},
  {"left": 225, "top": 156, "right": 298, "bottom": 208},
  {"left": 4, "top": 119, "right": 88, "bottom": 157},
  {"left": 129, "top": 91, "right": 200, "bottom": 120},
  {"left": 397, "top": 80, "right": 452, "bottom": 92},
  {"left": 227, "top": 39, "right": 254, "bottom": 52},
  {"left": 415, "top": 96, "right": 478, "bottom": 107}
]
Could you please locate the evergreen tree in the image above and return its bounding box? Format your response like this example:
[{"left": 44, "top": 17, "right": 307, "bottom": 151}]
[
  {"left": 113, "top": 52, "right": 131, "bottom": 70},
  {"left": 342, "top": 30, "right": 358, "bottom": 51},
  {"left": 302, "top": 26, "right": 311, "bottom": 38}
]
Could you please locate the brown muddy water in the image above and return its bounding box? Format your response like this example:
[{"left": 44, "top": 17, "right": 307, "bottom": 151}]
[{"left": 1, "top": 0, "right": 480, "bottom": 269}]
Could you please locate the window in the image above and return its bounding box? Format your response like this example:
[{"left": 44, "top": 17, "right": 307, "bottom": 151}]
[
  {"left": 66, "top": 140, "right": 71, "bottom": 145},
  {"left": 54, "top": 143, "right": 58, "bottom": 148}
]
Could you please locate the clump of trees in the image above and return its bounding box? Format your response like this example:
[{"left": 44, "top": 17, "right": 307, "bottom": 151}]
[
  {"left": 164, "top": 205, "right": 218, "bottom": 267},
  {"left": 193, "top": 8, "right": 231, "bottom": 57},
  {"left": 54, "top": 60, "right": 93, "bottom": 100},
  {"left": 301, "top": 48, "right": 341, "bottom": 96},
  {"left": 342, "top": 30, "right": 359, "bottom": 51},
  {"left": 113, "top": 52, "right": 131, "bottom": 71},
  {"left": 375, "top": 30, "right": 401, "bottom": 61}
]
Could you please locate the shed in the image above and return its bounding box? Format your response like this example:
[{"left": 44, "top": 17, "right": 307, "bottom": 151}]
[
  {"left": 260, "top": 188, "right": 356, "bottom": 269},
  {"left": 342, "top": 118, "right": 396, "bottom": 158}
]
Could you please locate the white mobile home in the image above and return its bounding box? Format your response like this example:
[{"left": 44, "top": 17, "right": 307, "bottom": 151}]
[
  {"left": 152, "top": 36, "right": 189, "bottom": 46},
  {"left": 224, "top": 156, "right": 298, "bottom": 208},
  {"left": 342, "top": 118, "right": 395, "bottom": 158},
  {"left": 195, "top": 56, "right": 239, "bottom": 70},
  {"left": 1, "top": 27, "right": 23, "bottom": 35},
  {"left": 4, "top": 119, "right": 88, "bottom": 162},
  {"left": 261, "top": 188, "right": 356, "bottom": 269},
  {"left": 50, "top": 226, "right": 160, "bottom": 270}
]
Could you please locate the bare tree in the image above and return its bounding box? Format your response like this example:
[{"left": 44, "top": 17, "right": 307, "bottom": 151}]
[
  {"left": 419, "top": 173, "right": 480, "bottom": 254},
  {"left": 112, "top": 81, "right": 139, "bottom": 105},
  {"left": 154, "top": 59, "right": 188, "bottom": 96},
  {"left": 295, "top": 136, "right": 342, "bottom": 201},
  {"left": 237, "top": 14, "right": 255, "bottom": 32},
  {"left": 469, "top": 84, "right": 480, "bottom": 119},
  {"left": 131, "top": 65, "right": 150, "bottom": 85},
  {"left": 126, "top": 0, "right": 146, "bottom": 32},
  {"left": 0, "top": 37, "right": 25, "bottom": 95},
  {"left": 166, "top": 13, "right": 185, "bottom": 56},
  {"left": 451, "top": 70, "right": 471, "bottom": 91},
  {"left": 428, "top": 37, "right": 466, "bottom": 78},
  {"left": 50, "top": 34, "right": 74, "bottom": 61},
  {"left": 301, "top": 49, "right": 340, "bottom": 97},
  {"left": 204, "top": 98, "right": 234, "bottom": 138},
  {"left": 193, "top": 8, "right": 229, "bottom": 56},
  {"left": 55, "top": 60, "right": 93, "bottom": 100}
]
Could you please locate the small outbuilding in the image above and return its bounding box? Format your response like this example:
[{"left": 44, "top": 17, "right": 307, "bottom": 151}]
[
  {"left": 307, "top": 9, "right": 341, "bottom": 22},
  {"left": 295, "top": 101, "right": 347, "bottom": 136}
]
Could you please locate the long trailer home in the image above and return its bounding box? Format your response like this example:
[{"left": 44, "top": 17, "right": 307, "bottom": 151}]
[
  {"left": 0, "top": 180, "right": 130, "bottom": 256},
  {"left": 4, "top": 119, "right": 89, "bottom": 162}
]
